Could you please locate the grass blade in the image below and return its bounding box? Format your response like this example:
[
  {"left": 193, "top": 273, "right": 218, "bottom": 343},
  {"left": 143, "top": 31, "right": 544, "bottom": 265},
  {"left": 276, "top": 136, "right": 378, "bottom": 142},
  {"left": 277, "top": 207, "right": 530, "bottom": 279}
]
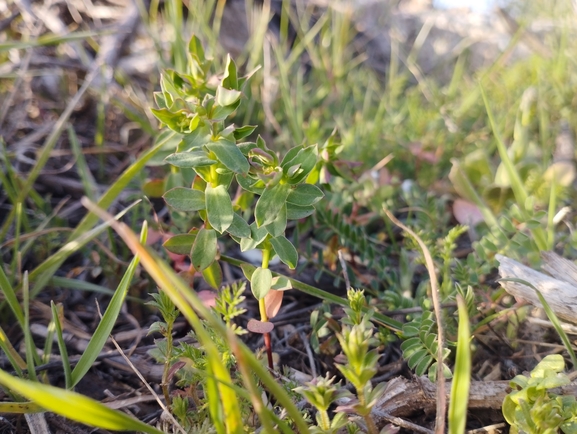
[
  {"left": 448, "top": 295, "right": 471, "bottom": 434},
  {"left": 0, "top": 261, "right": 25, "bottom": 328},
  {"left": 22, "top": 273, "right": 38, "bottom": 382},
  {"left": 67, "top": 125, "right": 97, "bottom": 201},
  {"left": 50, "top": 302, "right": 72, "bottom": 389},
  {"left": 0, "top": 31, "right": 105, "bottom": 52},
  {"left": 0, "top": 326, "right": 26, "bottom": 375},
  {"left": 70, "top": 222, "right": 147, "bottom": 388},
  {"left": 28, "top": 202, "right": 140, "bottom": 298},
  {"left": 23, "top": 131, "right": 174, "bottom": 296},
  {"left": 0, "top": 368, "right": 164, "bottom": 434},
  {"left": 0, "top": 402, "right": 43, "bottom": 413},
  {"left": 49, "top": 276, "right": 140, "bottom": 300},
  {"left": 480, "top": 84, "right": 547, "bottom": 250}
]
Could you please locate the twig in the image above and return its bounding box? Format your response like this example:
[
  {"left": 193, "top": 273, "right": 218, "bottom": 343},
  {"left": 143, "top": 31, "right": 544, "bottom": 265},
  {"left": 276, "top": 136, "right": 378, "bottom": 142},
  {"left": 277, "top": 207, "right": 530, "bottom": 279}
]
[
  {"left": 299, "top": 331, "right": 317, "bottom": 378},
  {"left": 467, "top": 423, "right": 507, "bottom": 434},
  {"left": 382, "top": 208, "right": 447, "bottom": 434},
  {"left": 372, "top": 410, "right": 434, "bottom": 434},
  {"left": 338, "top": 249, "right": 352, "bottom": 290}
]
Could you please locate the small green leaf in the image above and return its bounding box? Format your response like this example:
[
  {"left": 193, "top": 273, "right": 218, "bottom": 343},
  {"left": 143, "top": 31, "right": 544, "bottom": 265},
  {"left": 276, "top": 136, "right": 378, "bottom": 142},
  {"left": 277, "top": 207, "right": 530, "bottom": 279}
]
[
  {"left": 240, "top": 223, "right": 268, "bottom": 252},
  {"left": 408, "top": 348, "right": 429, "bottom": 370},
  {"left": 400, "top": 337, "right": 421, "bottom": 353},
  {"left": 154, "top": 92, "right": 167, "bottom": 109},
  {"left": 271, "top": 276, "right": 292, "bottom": 291},
  {"left": 265, "top": 204, "right": 287, "bottom": 237},
  {"left": 202, "top": 261, "right": 222, "bottom": 290},
  {"left": 222, "top": 54, "right": 238, "bottom": 90},
  {"left": 281, "top": 146, "right": 318, "bottom": 184},
  {"left": 189, "top": 36, "right": 206, "bottom": 64},
  {"left": 255, "top": 183, "right": 290, "bottom": 227},
  {"left": 287, "top": 184, "right": 324, "bottom": 206},
  {"left": 205, "top": 184, "right": 233, "bottom": 233},
  {"left": 191, "top": 228, "right": 217, "bottom": 271},
  {"left": 415, "top": 353, "right": 433, "bottom": 376},
  {"left": 163, "top": 234, "right": 197, "bottom": 255},
  {"left": 270, "top": 236, "right": 298, "bottom": 269},
  {"left": 142, "top": 179, "right": 165, "bottom": 198},
  {"left": 164, "top": 187, "right": 205, "bottom": 212},
  {"left": 286, "top": 203, "right": 315, "bottom": 220},
  {"left": 251, "top": 267, "right": 272, "bottom": 299},
  {"left": 236, "top": 173, "right": 265, "bottom": 194},
  {"left": 211, "top": 100, "right": 241, "bottom": 121},
  {"left": 240, "top": 263, "right": 255, "bottom": 281},
  {"left": 216, "top": 86, "right": 242, "bottom": 107},
  {"left": 180, "top": 123, "right": 211, "bottom": 151},
  {"left": 238, "top": 141, "right": 257, "bottom": 155},
  {"left": 233, "top": 125, "right": 257, "bottom": 141},
  {"left": 227, "top": 213, "right": 251, "bottom": 238},
  {"left": 165, "top": 151, "right": 216, "bottom": 168},
  {"left": 206, "top": 138, "right": 249, "bottom": 174},
  {"left": 280, "top": 145, "right": 303, "bottom": 168},
  {"left": 150, "top": 108, "right": 185, "bottom": 132}
]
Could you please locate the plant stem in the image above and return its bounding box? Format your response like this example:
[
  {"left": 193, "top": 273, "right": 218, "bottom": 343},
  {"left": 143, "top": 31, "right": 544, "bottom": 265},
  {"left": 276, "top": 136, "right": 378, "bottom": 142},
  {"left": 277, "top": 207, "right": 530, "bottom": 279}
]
[
  {"left": 219, "top": 254, "right": 403, "bottom": 331},
  {"left": 364, "top": 414, "right": 379, "bottom": 434},
  {"left": 358, "top": 393, "right": 379, "bottom": 434},
  {"left": 161, "top": 320, "right": 174, "bottom": 407},
  {"left": 260, "top": 243, "right": 274, "bottom": 370},
  {"left": 319, "top": 410, "right": 331, "bottom": 431}
]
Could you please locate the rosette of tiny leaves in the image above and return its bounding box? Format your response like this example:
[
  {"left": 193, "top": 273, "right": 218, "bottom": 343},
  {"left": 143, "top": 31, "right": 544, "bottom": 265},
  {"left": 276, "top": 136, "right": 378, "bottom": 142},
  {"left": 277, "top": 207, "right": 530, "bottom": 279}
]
[
  {"left": 294, "top": 374, "right": 352, "bottom": 434},
  {"left": 503, "top": 354, "right": 577, "bottom": 434},
  {"left": 335, "top": 317, "right": 385, "bottom": 434}
]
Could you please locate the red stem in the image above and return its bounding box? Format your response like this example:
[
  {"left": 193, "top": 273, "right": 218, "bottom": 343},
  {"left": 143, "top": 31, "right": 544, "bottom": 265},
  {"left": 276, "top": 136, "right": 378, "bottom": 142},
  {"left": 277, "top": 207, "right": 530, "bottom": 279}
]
[{"left": 263, "top": 332, "right": 274, "bottom": 370}]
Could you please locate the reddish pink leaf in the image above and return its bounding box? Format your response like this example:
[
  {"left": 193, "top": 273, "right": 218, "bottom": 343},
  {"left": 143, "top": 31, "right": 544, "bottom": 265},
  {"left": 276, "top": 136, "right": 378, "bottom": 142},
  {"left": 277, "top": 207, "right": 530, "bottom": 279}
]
[
  {"left": 453, "top": 199, "right": 484, "bottom": 227},
  {"left": 409, "top": 142, "right": 440, "bottom": 164},
  {"left": 197, "top": 290, "right": 217, "bottom": 308},
  {"left": 247, "top": 318, "right": 274, "bottom": 334},
  {"left": 146, "top": 228, "right": 164, "bottom": 245},
  {"left": 264, "top": 289, "right": 283, "bottom": 319}
]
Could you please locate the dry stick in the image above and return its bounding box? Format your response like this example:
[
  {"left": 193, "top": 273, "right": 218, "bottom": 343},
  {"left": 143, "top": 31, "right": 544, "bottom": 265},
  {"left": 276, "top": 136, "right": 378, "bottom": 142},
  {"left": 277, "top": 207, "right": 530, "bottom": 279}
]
[
  {"left": 299, "top": 331, "right": 318, "bottom": 378},
  {"left": 372, "top": 410, "right": 434, "bottom": 434},
  {"left": 337, "top": 249, "right": 352, "bottom": 290},
  {"left": 382, "top": 208, "right": 447, "bottom": 434}
]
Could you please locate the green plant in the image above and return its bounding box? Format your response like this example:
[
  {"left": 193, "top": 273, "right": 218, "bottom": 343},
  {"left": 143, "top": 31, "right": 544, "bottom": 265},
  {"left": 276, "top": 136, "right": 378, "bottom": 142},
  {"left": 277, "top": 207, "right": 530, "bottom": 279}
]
[
  {"left": 152, "top": 34, "right": 347, "bottom": 369},
  {"left": 297, "top": 289, "right": 387, "bottom": 434},
  {"left": 335, "top": 290, "right": 386, "bottom": 434},
  {"left": 400, "top": 311, "right": 452, "bottom": 382},
  {"left": 294, "top": 374, "right": 351, "bottom": 434},
  {"left": 148, "top": 281, "right": 253, "bottom": 431},
  {"left": 503, "top": 354, "right": 577, "bottom": 434}
]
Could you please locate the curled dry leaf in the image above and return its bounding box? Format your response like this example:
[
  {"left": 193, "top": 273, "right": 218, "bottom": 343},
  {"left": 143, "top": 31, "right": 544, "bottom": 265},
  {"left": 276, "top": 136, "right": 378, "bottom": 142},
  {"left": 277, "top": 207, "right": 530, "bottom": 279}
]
[
  {"left": 197, "top": 290, "right": 217, "bottom": 308},
  {"left": 247, "top": 318, "right": 274, "bottom": 334},
  {"left": 452, "top": 199, "right": 484, "bottom": 227},
  {"left": 409, "top": 142, "right": 440, "bottom": 164},
  {"left": 264, "top": 289, "right": 283, "bottom": 319}
]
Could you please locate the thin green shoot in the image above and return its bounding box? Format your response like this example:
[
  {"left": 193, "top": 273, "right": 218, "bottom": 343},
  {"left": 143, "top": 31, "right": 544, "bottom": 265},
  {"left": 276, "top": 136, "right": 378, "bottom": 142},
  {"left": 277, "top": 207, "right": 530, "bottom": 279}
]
[
  {"left": 50, "top": 302, "right": 72, "bottom": 389},
  {"left": 448, "top": 295, "right": 471, "bottom": 434}
]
